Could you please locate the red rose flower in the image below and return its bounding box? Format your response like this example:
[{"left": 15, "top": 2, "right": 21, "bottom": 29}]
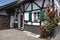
[
  {"left": 56, "top": 24, "right": 58, "bottom": 26},
  {"left": 40, "top": 26, "right": 47, "bottom": 31},
  {"left": 48, "top": 10, "right": 56, "bottom": 17},
  {"left": 42, "top": 26, "right": 47, "bottom": 29},
  {"left": 40, "top": 27, "right": 42, "bottom": 31},
  {"left": 48, "top": 13, "right": 51, "bottom": 17},
  {"left": 57, "top": 18, "right": 60, "bottom": 20},
  {"left": 51, "top": 11, "right": 56, "bottom": 17}
]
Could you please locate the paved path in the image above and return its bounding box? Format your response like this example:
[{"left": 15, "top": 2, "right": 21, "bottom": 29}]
[
  {"left": 51, "top": 32, "right": 60, "bottom": 40},
  {"left": 25, "top": 25, "right": 40, "bottom": 35},
  {"left": 0, "top": 29, "right": 46, "bottom": 40},
  {"left": 51, "top": 28, "right": 60, "bottom": 40}
]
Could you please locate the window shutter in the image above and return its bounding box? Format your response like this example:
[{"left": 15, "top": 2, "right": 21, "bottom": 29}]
[
  {"left": 39, "top": 10, "right": 44, "bottom": 22},
  {"left": 29, "top": 11, "right": 32, "bottom": 22}
]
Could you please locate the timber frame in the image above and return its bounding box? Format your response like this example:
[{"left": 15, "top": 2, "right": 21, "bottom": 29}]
[
  {"left": 0, "top": 0, "right": 54, "bottom": 30},
  {"left": 11, "top": 0, "right": 54, "bottom": 30}
]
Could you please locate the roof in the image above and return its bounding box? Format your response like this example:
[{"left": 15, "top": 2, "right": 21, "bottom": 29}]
[
  {"left": 0, "top": 0, "right": 35, "bottom": 10},
  {"left": 0, "top": 0, "right": 18, "bottom": 10},
  {"left": 0, "top": 0, "right": 17, "bottom": 6}
]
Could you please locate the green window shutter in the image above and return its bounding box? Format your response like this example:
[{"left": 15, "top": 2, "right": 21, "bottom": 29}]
[
  {"left": 29, "top": 11, "right": 32, "bottom": 22},
  {"left": 39, "top": 10, "right": 44, "bottom": 22}
]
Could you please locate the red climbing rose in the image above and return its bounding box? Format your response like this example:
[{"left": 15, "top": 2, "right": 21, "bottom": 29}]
[
  {"left": 42, "top": 26, "right": 47, "bottom": 29},
  {"left": 48, "top": 11, "right": 56, "bottom": 17},
  {"left": 51, "top": 11, "right": 56, "bottom": 17},
  {"left": 57, "top": 18, "right": 60, "bottom": 20},
  {"left": 40, "top": 26, "right": 47, "bottom": 30}
]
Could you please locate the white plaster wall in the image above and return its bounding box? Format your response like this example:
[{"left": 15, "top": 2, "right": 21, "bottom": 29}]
[
  {"left": 10, "top": 12, "right": 24, "bottom": 29},
  {"left": 24, "top": 10, "right": 40, "bottom": 25},
  {"left": 24, "top": 10, "right": 40, "bottom": 22},
  {"left": 32, "top": 12, "right": 34, "bottom": 22},
  {"left": 25, "top": 0, "right": 52, "bottom": 11},
  {"left": 18, "top": 0, "right": 53, "bottom": 26},
  {"left": 35, "top": 0, "right": 52, "bottom": 8},
  {"left": 10, "top": 16, "right": 14, "bottom": 28},
  {"left": 18, "top": 13, "right": 20, "bottom": 29},
  {"left": 24, "top": 0, "right": 52, "bottom": 19},
  {"left": 18, "top": 13, "right": 23, "bottom": 29},
  {"left": 25, "top": 3, "right": 31, "bottom": 11},
  {"left": 24, "top": 0, "right": 52, "bottom": 25},
  {"left": 10, "top": 13, "right": 23, "bottom": 29},
  {"left": 24, "top": 12, "right": 29, "bottom": 21}
]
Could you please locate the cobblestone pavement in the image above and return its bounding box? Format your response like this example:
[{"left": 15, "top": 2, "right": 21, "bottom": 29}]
[{"left": 0, "top": 29, "right": 47, "bottom": 40}]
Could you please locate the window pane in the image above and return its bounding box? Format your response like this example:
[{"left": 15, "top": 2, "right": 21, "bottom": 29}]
[
  {"left": 34, "top": 12, "right": 36, "bottom": 19},
  {"left": 37, "top": 12, "right": 40, "bottom": 19}
]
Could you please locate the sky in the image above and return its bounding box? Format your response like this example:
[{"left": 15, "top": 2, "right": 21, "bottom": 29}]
[{"left": 0, "top": 0, "right": 16, "bottom": 6}]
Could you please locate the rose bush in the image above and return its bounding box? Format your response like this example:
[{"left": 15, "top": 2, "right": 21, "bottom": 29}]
[{"left": 40, "top": 5, "right": 59, "bottom": 38}]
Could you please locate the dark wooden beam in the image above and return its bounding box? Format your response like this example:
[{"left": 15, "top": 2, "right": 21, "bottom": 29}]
[
  {"left": 33, "top": 2, "right": 41, "bottom": 9},
  {"left": 31, "top": 2, "right": 33, "bottom": 11},
  {"left": 19, "top": 6, "right": 23, "bottom": 12},
  {"left": 23, "top": 4, "right": 25, "bottom": 12},
  {"left": 42, "top": 0, "right": 45, "bottom": 9},
  {"left": 24, "top": 3, "right": 31, "bottom": 11},
  {"left": 20, "top": 7, "right": 48, "bottom": 13}
]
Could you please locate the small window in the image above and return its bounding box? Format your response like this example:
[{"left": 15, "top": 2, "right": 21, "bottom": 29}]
[
  {"left": 34, "top": 12, "right": 40, "bottom": 22},
  {"left": 37, "top": 12, "right": 40, "bottom": 19},
  {"left": 34, "top": 12, "right": 36, "bottom": 19}
]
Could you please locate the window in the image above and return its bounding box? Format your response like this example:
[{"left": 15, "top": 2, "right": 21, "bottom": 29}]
[
  {"left": 34, "top": 12, "right": 40, "bottom": 22},
  {"left": 34, "top": 12, "right": 36, "bottom": 19},
  {"left": 37, "top": 12, "right": 40, "bottom": 19}
]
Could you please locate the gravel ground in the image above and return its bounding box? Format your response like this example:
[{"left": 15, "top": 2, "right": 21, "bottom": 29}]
[{"left": 0, "top": 29, "right": 46, "bottom": 40}]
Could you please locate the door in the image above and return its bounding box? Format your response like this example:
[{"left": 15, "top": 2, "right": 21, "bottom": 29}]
[
  {"left": 0, "top": 16, "right": 10, "bottom": 30},
  {"left": 20, "top": 15, "right": 23, "bottom": 27}
]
